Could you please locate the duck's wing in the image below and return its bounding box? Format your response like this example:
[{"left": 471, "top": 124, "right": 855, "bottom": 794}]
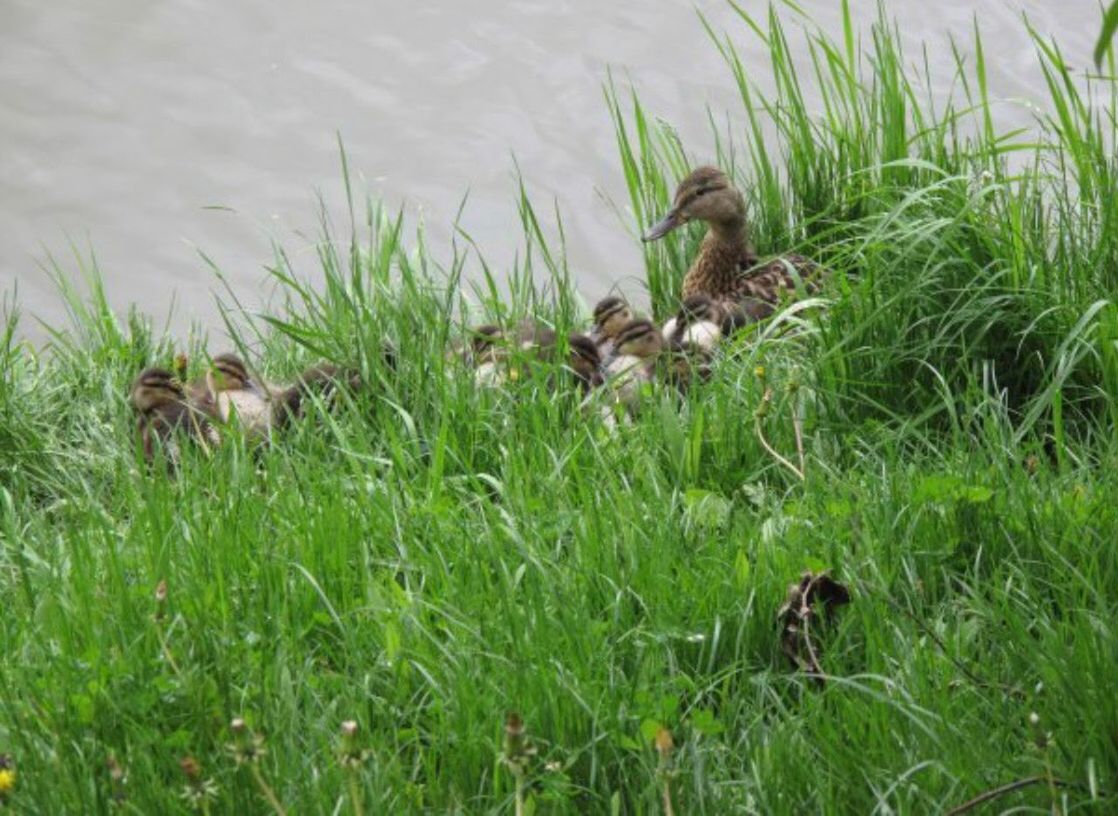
[
  {"left": 738, "top": 254, "right": 824, "bottom": 302},
  {"left": 735, "top": 258, "right": 793, "bottom": 302}
]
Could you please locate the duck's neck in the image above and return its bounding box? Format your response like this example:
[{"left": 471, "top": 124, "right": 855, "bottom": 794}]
[
  {"left": 707, "top": 216, "right": 748, "bottom": 245},
  {"left": 681, "top": 218, "right": 757, "bottom": 299}
]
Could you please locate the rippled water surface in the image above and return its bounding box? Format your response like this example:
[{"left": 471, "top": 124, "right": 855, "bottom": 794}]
[{"left": 0, "top": 0, "right": 1097, "bottom": 340}]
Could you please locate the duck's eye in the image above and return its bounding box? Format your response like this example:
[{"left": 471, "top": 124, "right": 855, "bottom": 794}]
[{"left": 693, "top": 183, "right": 726, "bottom": 199}]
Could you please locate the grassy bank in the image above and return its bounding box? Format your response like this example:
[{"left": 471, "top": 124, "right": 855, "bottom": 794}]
[{"left": 2, "top": 3, "right": 1118, "bottom": 813}]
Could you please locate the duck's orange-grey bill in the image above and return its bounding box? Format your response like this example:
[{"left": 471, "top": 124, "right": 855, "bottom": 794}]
[{"left": 642, "top": 210, "right": 681, "bottom": 242}]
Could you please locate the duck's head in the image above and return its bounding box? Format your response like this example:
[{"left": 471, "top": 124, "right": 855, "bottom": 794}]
[
  {"left": 643, "top": 166, "right": 745, "bottom": 241},
  {"left": 567, "top": 333, "right": 603, "bottom": 389},
  {"left": 615, "top": 319, "right": 664, "bottom": 359},
  {"left": 130, "top": 368, "right": 185, "bottom": 413},
  {"left": 678, "top": 294, "right": 719, "bottom": 324},
  {"left": 592, "top": 296, "right": 633, "bottom": 339},
  {"left": 206, "top": 353, "right": 251, "bottom": 393}
]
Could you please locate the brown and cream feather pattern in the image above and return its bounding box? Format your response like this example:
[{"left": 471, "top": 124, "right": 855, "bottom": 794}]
[{"left": 680, "top": 237, "right": 822, "bottom": 305}]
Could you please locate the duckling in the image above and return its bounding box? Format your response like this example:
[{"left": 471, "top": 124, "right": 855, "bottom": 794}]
[
  {"left": 664, "top": 339, "right": 714, "bottom": 394},
  {"left": 643, "top": 166, "right": 822, "bottom": 307},
  {"left": 567, "top": 333, "right": 604, "bottom": 392},
  {"left": 195, "top": 353, "right": 274, "bottom": 440},
  {"left": 270, "top": 363, "right": 362, "bottom": 431},
  {"left": 662, "top": 294, "right": 726, "bottom": 353},
  {"left": 590, "top": 296, "right": 635, "bottom": 363},
  {"left": 466, "top": 324, "right": 511, "bottom": 387},
  {"left": 508, "top": 324, "right": 603, "bottom": 393},
  {"left": 604, "top": 318, "right": 664, "bottom": 409},
  {"left": 129, "top": 367, "right": 219, "bottom": 470},
  {"left": 514, "top": 318, "right": 552, "bottom": 352}
]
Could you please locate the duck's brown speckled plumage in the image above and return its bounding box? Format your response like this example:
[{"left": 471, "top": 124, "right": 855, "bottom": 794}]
[
  {"left": 644, "top": 166, "right": 823, "bottom": 310},
  {"left": 682, "top": 240, "right": 820, "bottom": 305}
]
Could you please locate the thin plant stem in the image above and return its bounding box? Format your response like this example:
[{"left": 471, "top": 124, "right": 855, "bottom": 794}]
[
  {"left": 661, "top": 778, "right": 675, "bottom": 816},
  {"left": 347, "top": 773, "right": 365, "bottom": 816},
  {"left": 156, "top": 628, "right": 182, "bottom": 677},
  {"left": 755, "top": 389, "right": 805, "bottom": 481},
  {"left": 791, "top": 406, "right": 806, "bottom": 478},
  {"left": 250, "top": 764, "right": 287, "bottom": 816}
]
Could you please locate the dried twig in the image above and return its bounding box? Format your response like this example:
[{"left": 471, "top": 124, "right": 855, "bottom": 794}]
[
  {"left": 778, "top": 572, "right": 850, "bottom": 684},
  {"left": 946, "top": 775, "right": 1089, "bottom": 815}
]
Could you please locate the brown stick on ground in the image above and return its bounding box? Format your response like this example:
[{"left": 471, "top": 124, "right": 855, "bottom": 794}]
[
  {"left": 778, "top": 572, "right": 850, "bottom": 684},
  {"left": 946, "top": 775, "right": 1092, "bottom": 815}
]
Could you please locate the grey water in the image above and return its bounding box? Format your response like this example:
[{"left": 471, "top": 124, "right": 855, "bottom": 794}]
[{"left": 0, "top": 0, "right": 1097, "bottom": 342}]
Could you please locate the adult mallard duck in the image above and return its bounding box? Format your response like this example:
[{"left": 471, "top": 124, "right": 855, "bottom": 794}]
[
  {"left": 129, "top": 367, "right": 220, "bottom": 470},
  {"left": 643, "top": 166, "right": 822, "bottom": 310}
]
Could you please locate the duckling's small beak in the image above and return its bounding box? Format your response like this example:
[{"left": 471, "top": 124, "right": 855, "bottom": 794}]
[{"left": 642, "top": 209, "right": 682, "bottom": 242}]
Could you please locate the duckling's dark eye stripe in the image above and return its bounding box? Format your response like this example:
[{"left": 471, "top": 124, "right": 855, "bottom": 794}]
[
  {"left": 597, "top": 304, "right": 625, "bottom": 322},
  {"left": 616, "top": 324, "right": 655, "bottom": 344}
]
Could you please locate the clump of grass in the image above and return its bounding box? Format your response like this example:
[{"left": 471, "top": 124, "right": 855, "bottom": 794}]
[{"left": 0, "top": 2, "right": 1116, "bottom": 813}]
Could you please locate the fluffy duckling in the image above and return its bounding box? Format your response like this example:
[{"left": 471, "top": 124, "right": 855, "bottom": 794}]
[
  {"left": 590, "top": 296, "right": 635, "bottom": 363},
  {"left": 271, "top": 363, "right": 362, "bottom": 431},
  {"left": 643, "top": 166, "right": 822, "bottom": 306},
  {"left": 514, "top": 318, "right": 552, "bottom": 352},
  {"left": 464, "top": 324, "right": 510, "bottom": 387},
  {"left": 194, "top": 353, "right": 274, "bottom": 440},
  {"left": 509, "top": 323, "right": 604, "bottom": 393},
  {"left": 662, "top": 294, "right": 726, "bottom": 353},
  {"left": 567, "top": 333, "right": 604, "bottom": 392},
  {"left": 129, "top": 367, "right": 219, "bottom": 470},
  {"left": 604, "top": 318, "right": 664, "bottom": 409},
  {"left": 664, "top": 340, "right": 714, "bottom": 393}
]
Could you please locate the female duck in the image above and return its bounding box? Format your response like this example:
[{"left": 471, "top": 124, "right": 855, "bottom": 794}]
[{"left": 643, "top": 166, "right": 822, "bottom": 309}]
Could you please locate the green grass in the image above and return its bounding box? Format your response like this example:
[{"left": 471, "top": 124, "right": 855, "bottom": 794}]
[{"left": 2, "top": 3, "right": 1118, "bottom": 813}]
